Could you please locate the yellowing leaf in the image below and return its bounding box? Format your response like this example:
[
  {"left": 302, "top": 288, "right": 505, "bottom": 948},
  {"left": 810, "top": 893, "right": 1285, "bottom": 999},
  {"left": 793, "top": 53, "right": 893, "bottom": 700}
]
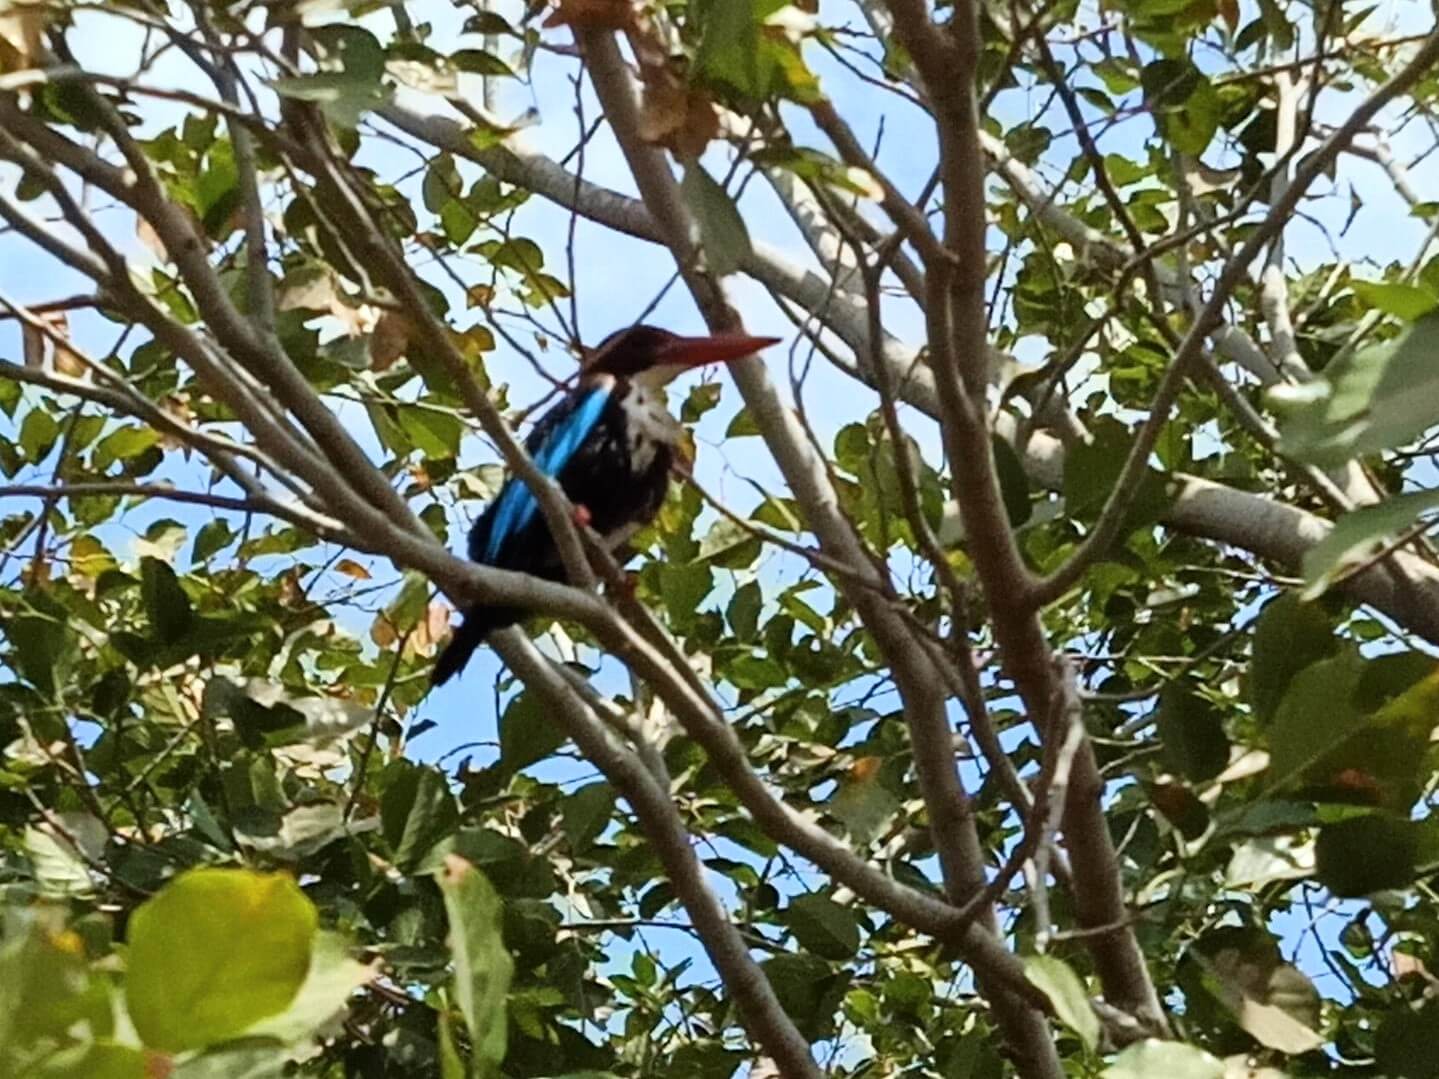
[
  {"left": 126, "top": 868, "right": 318, "bottom": 1052},
  {"left": 335, "top": 558, "right": 372, "bottom": 580}
]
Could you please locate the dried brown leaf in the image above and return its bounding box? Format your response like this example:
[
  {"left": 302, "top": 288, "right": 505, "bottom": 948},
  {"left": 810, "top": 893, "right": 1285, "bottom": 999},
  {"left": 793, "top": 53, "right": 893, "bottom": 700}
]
[
  {"left": 21, "top": 322, "right": 43, "bottom": 369},
  {"left": 370, "top": 613, "right": 399, "bottom": 649},
  {"left": 335, "top": 559, "right": 373, "bottom": 580},
  {"left": 370, "top": 310, "right": 411, "bottom": 371},
  {"left": 0, "top": 0, "right": 50, "bottom": 70}
]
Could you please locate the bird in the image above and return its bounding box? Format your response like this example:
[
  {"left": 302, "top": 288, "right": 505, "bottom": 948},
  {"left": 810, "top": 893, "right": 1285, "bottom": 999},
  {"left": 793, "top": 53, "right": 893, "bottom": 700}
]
[{"left": 431, "top": 323, "right": 781, "bottom": 686}]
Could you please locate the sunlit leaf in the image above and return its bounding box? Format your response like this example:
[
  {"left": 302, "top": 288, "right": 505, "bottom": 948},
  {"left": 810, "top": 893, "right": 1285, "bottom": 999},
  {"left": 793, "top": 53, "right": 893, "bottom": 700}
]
[{"left": 126, "top": 868, "right": 317, "bottom": 1052}]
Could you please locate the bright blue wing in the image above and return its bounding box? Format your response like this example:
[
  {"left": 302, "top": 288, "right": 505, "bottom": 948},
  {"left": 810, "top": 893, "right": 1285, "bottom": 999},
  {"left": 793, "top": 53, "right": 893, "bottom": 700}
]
[{"left": 482, "top": 385, "right": 611, "bottom": 563}]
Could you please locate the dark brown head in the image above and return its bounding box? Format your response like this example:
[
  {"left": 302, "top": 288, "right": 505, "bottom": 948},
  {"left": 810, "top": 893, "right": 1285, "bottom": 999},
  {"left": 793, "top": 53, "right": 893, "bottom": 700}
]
[{"left": 582, "top": 324, "right": 781, "bottom": 385}]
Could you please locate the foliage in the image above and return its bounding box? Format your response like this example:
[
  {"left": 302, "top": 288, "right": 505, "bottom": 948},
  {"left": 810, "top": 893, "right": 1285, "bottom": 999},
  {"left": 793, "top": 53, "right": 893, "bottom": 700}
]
[{"left": 1, "top": 0, "right": 1439, "bottom": 1076}]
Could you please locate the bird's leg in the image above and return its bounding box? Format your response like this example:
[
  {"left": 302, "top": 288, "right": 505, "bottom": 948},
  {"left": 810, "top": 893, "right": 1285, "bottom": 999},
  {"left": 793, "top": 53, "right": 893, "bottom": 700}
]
[{"left": 572, "top": 503, "right": 592, "bottom": 528}]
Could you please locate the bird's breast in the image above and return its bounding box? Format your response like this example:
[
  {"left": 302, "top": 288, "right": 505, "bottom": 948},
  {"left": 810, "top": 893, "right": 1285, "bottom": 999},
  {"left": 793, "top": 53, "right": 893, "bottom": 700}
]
[{"left": 618, "top": 386, "right": 683, "bottom": 472}]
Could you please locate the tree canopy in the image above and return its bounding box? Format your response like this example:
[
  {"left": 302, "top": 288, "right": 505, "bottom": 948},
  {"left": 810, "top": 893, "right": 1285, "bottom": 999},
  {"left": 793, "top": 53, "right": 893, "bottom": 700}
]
[{"left": 2, "top": 0, "right": 1439, "bottom": 1076}]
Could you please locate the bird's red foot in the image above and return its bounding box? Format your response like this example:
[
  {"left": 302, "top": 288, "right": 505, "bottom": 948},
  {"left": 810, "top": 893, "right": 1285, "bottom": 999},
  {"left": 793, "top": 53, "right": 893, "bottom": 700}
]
[{"left": 573, "top": 503, "right": 592, "bottom": 528}]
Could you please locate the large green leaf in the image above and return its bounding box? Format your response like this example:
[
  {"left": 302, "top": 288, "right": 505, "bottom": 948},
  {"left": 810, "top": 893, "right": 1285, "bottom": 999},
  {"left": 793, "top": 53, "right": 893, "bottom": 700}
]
[
  {"left": 1156, "top": 687, "right": 1229, "bottom": 782},
  {"left": 1102, "top": 1041, "right": 1222, "bottom": 1079},
  {"left": 782, "top": 894, "right": 861, "bottom": 961},
  {"left": 381, "top": 761, "right": 461, "bottom": 872},
  {"left": 125, "top": 868, "right": 317, "bottom": 1052},
  {"left": 140, "top": 556, "right": 193, "bottom": 644},
  {"left": 1248, "top": 591, "right": 1338, "bottom": 724},
  {"left": 1024, "top": 955, "right": 1099, "bottom": 1051},
  {"left": 22, "top": 1042, "right": 149, "bottom": 1079},
  {"left": 1375, "top": 1000, "right": 1439, "bottom": 1079},
  {"left": 498, "top": 690, "right": 567, "bottom": 774},
  {"left": 1301, "top": 489, "right": 1439, "bottom": 599},
  {"left": 1272, "top": 311, "right": 1439, "bottom": 465},
  {"left": 1315, "top": 814, "right": 1422, "bottom": 897},
  {"left": 1352, "top": 279, "right": 1438, "bottom": 321},
  {"left": 680, "top": 164, "right": 753, "bottom": 278},
  {"left": 436, "top": 856, "right": 513, "bottom": 1077}
]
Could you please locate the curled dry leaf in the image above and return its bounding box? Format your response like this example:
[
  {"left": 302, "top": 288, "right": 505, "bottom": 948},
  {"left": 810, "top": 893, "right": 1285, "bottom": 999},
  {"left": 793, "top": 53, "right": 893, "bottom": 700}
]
[
  {"left": 370, "top": 612, "right": 399, "bottom": 649},
  {"left": 850, "top": 756, "right": 882, "bottom": 783},
  {"left": 409, "top": 600, "right": 453, "bottom": 656},
  {"left": 0, "top": 0, "right": 50, "bottom": 71},
  {"left": 21, "top": 309, "right": 85, "bottom": 377},
  {"left": 335, "top": 558, "right": 372, "bottom": 581},
  {"left": 629, "top": 19, "right": 720, "bottom": 158},
  {"left": 157, "top": 395, "right": 195, "bottom": 452},
  {"left": 370, "top": 310, "right": 412, "bottom": 371}
]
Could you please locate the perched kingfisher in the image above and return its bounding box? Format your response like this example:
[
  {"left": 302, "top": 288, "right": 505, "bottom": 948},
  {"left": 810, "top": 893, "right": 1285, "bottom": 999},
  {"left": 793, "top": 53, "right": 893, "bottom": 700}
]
[{"left": 432, "top": 324, "right": 781, "bottom": 686}]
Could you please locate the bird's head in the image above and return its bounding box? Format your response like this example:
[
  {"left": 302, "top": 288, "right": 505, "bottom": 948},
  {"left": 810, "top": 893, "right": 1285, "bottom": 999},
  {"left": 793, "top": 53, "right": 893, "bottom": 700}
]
[{"left": 581, "top": 325, "right": 781, "bottom": 388}]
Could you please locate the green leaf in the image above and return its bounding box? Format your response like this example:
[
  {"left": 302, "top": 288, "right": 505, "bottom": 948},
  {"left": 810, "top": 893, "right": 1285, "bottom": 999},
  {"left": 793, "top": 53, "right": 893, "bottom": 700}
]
[
  {"left": 1062, "top": 419, "right": 1169, "bottom": 529},
  {"left": 499, "top": 690, "right": 567, "bottom": 773},
  {"left": 93, "top": 425, "right": 160, "bottom": 470},
  {"left": 4, "top": 588, "right": 74, "bottom": 692},
  {"left": 192, "top": 519, "right": 236, "bottom": 563},
  {"left": 19, "top": 407, "right": 60, "bottom": 462},
  {"left": 783, "top": 894, "right": 861, "bottom": 960},
  {"left": 24, "top": 812, "right": 107, "bottom": 898},
  {"left": 268, "top": 27, "right": 388, "bottom": 129},
  {"left": 828, "top": 768, "right": 899, "bottom": 844},
  {"left": 1024, "top": 955, "right": 1099, "bottom": 1050},
  {"left": 172, "top": 1045, "right": 289, "bottom": 1079},
  {"left": 245, "top": 931, "right": 375, "bottom": 1042},
  {"left": 451, "top": 49, "right": 513, "bottom": 77},
  {"left": 269, "top": 72, "right": 389, "bottom": 128},
  {"left": 681, "top": 164, "right": 752, "bottom": 277},
  {"left": 22, "top": 1042, "right": 149, "bottom": 1079},
  {"left": 1156, "top": 687, "right": 1229, "bottom": 782},
  {"left": 1266, "top": 652, "right": 1365, "bottom": 788},
  {"left": 658, "top": 562, "right": 714, "bottom": 624},
  {"left": 1375, "top": 1001, "right": 1439, "bottom": 1079},
  {"left": 1166, "top": 78, "right": 1220, "bottom": 156},
  {"left": 140, "top": 556, "right": 194, "bottom": 644},
  {"left": 727, "top": 580, "right": 762, "bottom": 641},
  {"left": 438, "top": 1009, "right": 468, "bottom": 1079},
  {"left": 436, "top": 857, "right": 513, "bottom": 1077},
  {"left": 381, "top": 761, "right": 460, "bottom": 872},
  {"left": 562, "top": 783, "right": 615, "bottom": 852},
  {"left": 761, "top": 953, "right": 848, "bottom": 1041},
  {"left": 1249, "top": 591, "right": 1338, "bottom": 724},
  {"left": 1301, "top": 489, "right": 1439, "bottom": 599},
  {"left": 1272, "top": 311, "right": 1439, "bottom": 465},
  {"left": 1315, "top": 814, "right": 1421, "bottom": 897},
  {"left": 992, "top": 435, "right": 1032, "bottom": 526},
  {"left": 125, "top": 867, "right": 317, "bottom": 1052},
  {"left": 1351, "top": 279, "right": 1438, "bottom": 321},
  {"left": 397, "top": 405, "right": 463, "bottom": 459},
  {"left": 693, "top": 0, "right": 775, "bottom": 99},
  {"left": 0, "top": 909, "right": 113, "bottom": 1057},
  {"left": 1102, "top": 1041, "right": 1222, "bottom": 1079}
]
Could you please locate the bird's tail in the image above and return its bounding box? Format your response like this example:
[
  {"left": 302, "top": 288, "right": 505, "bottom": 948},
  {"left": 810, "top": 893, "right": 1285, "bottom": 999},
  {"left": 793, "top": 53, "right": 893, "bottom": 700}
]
[{"left": 430, "top": 605, "right": 523, "bottom": 687}]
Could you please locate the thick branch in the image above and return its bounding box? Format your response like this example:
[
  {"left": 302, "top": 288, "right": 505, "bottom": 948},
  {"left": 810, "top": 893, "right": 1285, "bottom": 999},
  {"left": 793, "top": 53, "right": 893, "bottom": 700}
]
[{"left": 493, "top": 634, "right": 821, "bottom": 1079}]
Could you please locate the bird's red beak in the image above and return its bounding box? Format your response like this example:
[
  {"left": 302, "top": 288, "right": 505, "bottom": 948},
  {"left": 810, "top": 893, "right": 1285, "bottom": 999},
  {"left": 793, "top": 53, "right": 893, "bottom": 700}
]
[{"left": 657, "top": 333, "right": 782, "bottom": 368}]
